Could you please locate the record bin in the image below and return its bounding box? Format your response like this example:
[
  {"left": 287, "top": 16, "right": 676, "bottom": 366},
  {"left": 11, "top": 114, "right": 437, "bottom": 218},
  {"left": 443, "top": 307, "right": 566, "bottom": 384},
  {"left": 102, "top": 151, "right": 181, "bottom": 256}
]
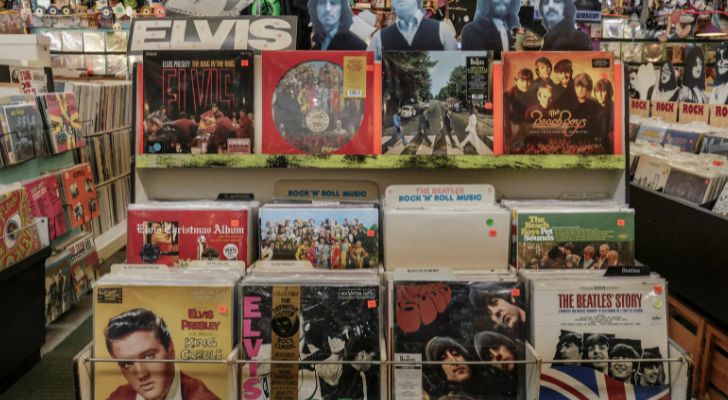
[
  {"left": 72, "top": 338, "right": 693, "bottom": 398},
  {"left": 0, "top": 218, "right": 51, "bottom": 392}
]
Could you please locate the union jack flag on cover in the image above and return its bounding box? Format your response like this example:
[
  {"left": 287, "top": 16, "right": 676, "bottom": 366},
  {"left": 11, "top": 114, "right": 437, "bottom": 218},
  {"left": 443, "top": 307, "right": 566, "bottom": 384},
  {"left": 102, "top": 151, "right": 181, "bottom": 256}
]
[{"left": 541, "top": 365, "right": 670, "bottom": 400}]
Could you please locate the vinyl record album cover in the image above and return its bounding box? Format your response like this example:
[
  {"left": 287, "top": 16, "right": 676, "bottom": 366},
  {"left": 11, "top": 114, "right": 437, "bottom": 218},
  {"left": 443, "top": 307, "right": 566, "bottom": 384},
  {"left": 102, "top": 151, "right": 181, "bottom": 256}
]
[
  {"left": 382, "top": 51, "right": 493, "bottom": 155},
  {"left": 633, "top": 154, "right": 671, "bottom": 191},
  {"left": 93, "top": 281, "right": 235, "bottom": 400},
  {"left": 262, "top": 51, "right": 376, "bottom": 154},
  {"left": 127, "top": 204, "right": 252, "bottom": 266},
  {"left": 514, "top": 209, "right": 635, "bottom": 269},
  {"left": 40, "top": 92, "right": 83, "bottom": 154},
  {"left": 700, "top": 133, "right": 728, "bottom": 156},
  {"left": 142, "top": 50, "right": 254, "bottom": 154},
  {"left": 502, "top": 52, "right": 617, "bottom": 155},
  {"left": 662, "top": 168, "right": 713, "bottom": 204},
  {"left": 662, "top": 127, "right": 703, "bottom": 153},
  {"left": 44, "top": 250, "right": 72, "bottom": 325},
  {"left": 392, "top": 277, "right": 526, "bottom": 399},
  {"left": 259, "top": 205, "right": 379, "bottom": 268},
  {"left": 0, "top": 99, "right": 46, "bottom": 165},
  {"left": 23, "top": 174, "right": 67, "bottom": 241},
  {"left": 0, "top": 186, "right": 42, "bottom": 269},
  {"left": 60, "top": 164, "right": 100, "bottom": 229},
  {"left": 241, "top": 281, "right": 381, "bottom": 400},
  {"left": 531, "top": 278, "right": 669, "bottom": 396}
]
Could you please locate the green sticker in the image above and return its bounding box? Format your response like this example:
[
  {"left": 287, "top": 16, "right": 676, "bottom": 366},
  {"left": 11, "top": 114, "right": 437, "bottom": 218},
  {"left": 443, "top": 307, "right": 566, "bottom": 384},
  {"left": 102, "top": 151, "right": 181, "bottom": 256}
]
[
  {"left": 486, "top": 218, "right": 494, "bottom": 227},
  {"left": 654, "top": 299, "right": 664, "bottom": 309}
]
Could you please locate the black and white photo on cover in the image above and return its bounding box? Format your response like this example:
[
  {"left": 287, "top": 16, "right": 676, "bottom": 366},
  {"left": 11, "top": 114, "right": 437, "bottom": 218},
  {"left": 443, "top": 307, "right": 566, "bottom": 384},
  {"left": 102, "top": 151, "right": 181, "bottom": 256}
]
[
  {"left": 307, "top": 0, "right": 367, "bottom": 50},
  {"left": 242, "top": 286, "right": 380, "bottom": 400},
  {"left": 552, "top": 330, "right": 667, "bottom": 386},
  {"left": 646, "top": 61, "right": 681, "bottom": 102},
  {"left": 710, "top": 42, "right": 728, "bottom": 105},
  {"left": 679, "top": 45, "right": 708, "bottom": 103},
  {"left": 535, "top": 0, "right": 593, "bottom": 51},
  {"left": 460, "top": 0, "right": 520, "bottom": 58},
  {"left": 394, "top": 281, "right": 526, "bottom": 399},
  {"left": 367, "top": 0, "right": 457, "bottom": 59}
]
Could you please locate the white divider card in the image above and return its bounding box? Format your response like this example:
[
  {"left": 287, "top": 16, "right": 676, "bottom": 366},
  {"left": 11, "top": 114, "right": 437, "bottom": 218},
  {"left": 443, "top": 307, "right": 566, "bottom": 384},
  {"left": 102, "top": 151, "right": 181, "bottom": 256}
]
[
  {"left": 274, "top": 180, "right": 380, "bottom": 202},
  {"left": 392, "top": 267, "right": 456, "bottom": 281},
  {"left": 711, "top": 104, "right": 728, "bottom": 129},
  {"left": 109, "top": 264, "right": 170, "bottom": 273},
  {"left": 679, "top": 102, "right": 710, "bottom": 124},
  {"left": 384, "top": 184, "right": 496, "bottom": 208},
  {"left": 127, "top": 16, "right": 298, "bottom": 54},
  {"left": 251, "top": 260, "right": 314, "bottom": 271}
]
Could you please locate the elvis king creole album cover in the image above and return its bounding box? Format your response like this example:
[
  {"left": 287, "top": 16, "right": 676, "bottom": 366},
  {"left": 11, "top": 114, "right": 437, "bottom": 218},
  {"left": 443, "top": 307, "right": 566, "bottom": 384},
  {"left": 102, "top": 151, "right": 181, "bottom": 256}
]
[{"left": 501, "top": 52, "right": 621, "bottom": 155}]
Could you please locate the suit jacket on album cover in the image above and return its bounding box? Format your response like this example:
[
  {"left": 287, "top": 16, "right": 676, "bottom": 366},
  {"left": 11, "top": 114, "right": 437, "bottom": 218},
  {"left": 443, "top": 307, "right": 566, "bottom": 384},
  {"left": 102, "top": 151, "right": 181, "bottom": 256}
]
[
  {"left": 241, "top": 284, "right": 381, "bottom": 400},
  {"left": 142, "top": 50, "right": 255, "bottom": 155},
  {"left": 392, "top": 279, "right": 525, "bottom": 399},
  {"left": 530, "top": 278, "right": 670, "bottom": 393},
  {"left": 93, "top": 283, "right": 235, "bottom": 400},
  {"left": 259, "top": 206, "right": 379, "bottom": 269},
  {"left": 381, "top": 51, "right": 493, "bottom": 155},
  {"left": 23, "top": 175, "right": 67, "bottom": 241},
  {"left": 0, "top": 98, "right": 46, "bottom": 165},
  {"left": 262, "top": 51, "right": 376, "bottom": 155},
  {"left": 502, "top": 52, "right": 618, "bottom": 155},
  {"left": 127, "top": 206, "right": 250, "bottom": 266},
  {"left": 514, "top": 210, "right": 635, "bottom": 270},
  {"left": 60, "top": 164, "right": 100, "bottom": 229},
  {"left": 40, "top": 92, "right": 83, "bottom": 154},
  {"left": 0, "top": 186, "right": 42, "bottom": 270}
]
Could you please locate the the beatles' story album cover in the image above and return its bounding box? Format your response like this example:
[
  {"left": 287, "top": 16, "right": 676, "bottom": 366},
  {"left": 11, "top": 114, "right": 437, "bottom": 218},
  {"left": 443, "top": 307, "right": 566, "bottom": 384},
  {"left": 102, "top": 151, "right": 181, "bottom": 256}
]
[
  {"left": 502, "top": 52, "right": 618, "bottom": 155},
  {"left": 142, "top": 50, "right": 255, "bottom": 155},
  {"left": 262, "top": 51, "right": 376, "bottom": 154}
]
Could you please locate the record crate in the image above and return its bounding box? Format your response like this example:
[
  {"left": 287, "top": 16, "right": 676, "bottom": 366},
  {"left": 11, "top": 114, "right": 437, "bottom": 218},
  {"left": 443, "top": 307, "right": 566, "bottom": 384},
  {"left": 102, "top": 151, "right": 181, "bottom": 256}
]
[
  {"left": 0, "top": 218, "right": 51, "bottom": 392},
  {"left": 668, "top": 294, "right": 707, "bottom": 397},
  {"left": 699, "top": 324, "right": 728, "bottom": 399},
  {"left": 72, "top": 338, "right": 696, "bottom": 399}
]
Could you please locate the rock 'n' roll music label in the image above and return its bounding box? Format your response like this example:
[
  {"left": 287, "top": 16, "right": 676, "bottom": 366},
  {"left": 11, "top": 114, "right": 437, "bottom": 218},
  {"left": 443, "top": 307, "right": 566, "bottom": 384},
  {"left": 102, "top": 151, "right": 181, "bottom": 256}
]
[
  {"left": 679, "top": 102, "right": 709, "bottom": 124},
  {"left": 711, "top": 104, "right": 728, "bottom": 129},
  {"left": 651, "top": 101, "right": 678, "bottom": 123},
  {"left": 630, "top": 99, "right": 650, "bottom": 117}
]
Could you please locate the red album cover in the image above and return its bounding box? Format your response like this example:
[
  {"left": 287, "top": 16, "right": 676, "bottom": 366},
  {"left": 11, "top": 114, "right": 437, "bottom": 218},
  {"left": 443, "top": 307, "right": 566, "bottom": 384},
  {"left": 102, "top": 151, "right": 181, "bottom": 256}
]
[
  {"left": 23, "top": 174, "right": 68, "bottom": 240},
  {"left": 499, "top": 52, "right": 621, "bottom": 155},
  {"left": 41, "top": 92, "right": 84, "bottom": 153},
  {"left": 0, "top": 187, "right": 42, "bottom": 269},
  {"left": 127, "top": 207, "right": 250, "bottom": 266},
  {"left": 60, "top": 164, "right": 100, "bottom": 229},
  {"left": 262, "top": 51, "right": 377, "bottom": 154}
]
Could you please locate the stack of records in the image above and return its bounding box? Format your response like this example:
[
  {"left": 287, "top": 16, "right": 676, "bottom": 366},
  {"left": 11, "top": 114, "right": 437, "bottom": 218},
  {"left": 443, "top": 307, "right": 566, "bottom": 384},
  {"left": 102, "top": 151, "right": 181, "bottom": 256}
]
[
  {"left": 23, "top": 173, "right": 67, "bottom": 241},
  {"left": 382, "top": 184, "right": 509, "bottom": 271},
  {"left": 241, "top": 269, "right": 383, "bottom": 399},
  {"left": 505, "top": 200, "right": 635, "bottom": 270},
  {"left": 127, "top": 201, "right": 259, "bottom": 266},
  {"left": 56, "top": 80, "right": 132, "bottom": 135},
  {"left": 38, "top": 92, "right": 84, "bottom": 154},
  {"left": 259, "top": 203, "right": 379, "bottom": 269},
  {"left": 0, "top": 184, "right": 42, "bottom": 270},
  {"left": 0, "top": 94, "right": 47, "bottom": 166},
  {"left": 44, "top": 250, "right": 72, "bottom": 325},
  {"left": 93, "top": 267, "right": 241, "bottom": 400},
  {"left": 631, "top": 143, "right": 728, "bottom": 205},
  {"left": 390, "top": 269, "right": 526, "bottom": 399},
  {"left": 58, "top": 163, "right": 100, "bottom": 229},
  {"left": 525, "top": 272, "right": 670, "bottom": 396}
]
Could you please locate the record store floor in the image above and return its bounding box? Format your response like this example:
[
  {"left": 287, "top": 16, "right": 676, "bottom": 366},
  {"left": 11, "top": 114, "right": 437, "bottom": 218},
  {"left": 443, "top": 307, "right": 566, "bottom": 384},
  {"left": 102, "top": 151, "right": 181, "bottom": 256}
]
[{"left": 0, "top": 249, "right": 125, "bottom": 400}]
